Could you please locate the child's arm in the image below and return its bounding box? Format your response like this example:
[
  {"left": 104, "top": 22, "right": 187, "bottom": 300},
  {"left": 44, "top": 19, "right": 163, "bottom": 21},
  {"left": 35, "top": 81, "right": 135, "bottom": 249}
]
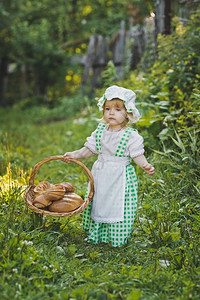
[
  {"left": 63, "top": 147, "right": 94, "bottom": 162},
  {"left": 132, "top": 154, "right": 155, "bottom": 176}
]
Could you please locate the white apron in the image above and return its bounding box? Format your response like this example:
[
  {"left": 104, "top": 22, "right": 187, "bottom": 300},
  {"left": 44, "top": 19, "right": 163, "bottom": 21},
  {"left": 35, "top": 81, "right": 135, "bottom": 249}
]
[{"left": 91, "top": 154, "right": 131, "bottom": 223}]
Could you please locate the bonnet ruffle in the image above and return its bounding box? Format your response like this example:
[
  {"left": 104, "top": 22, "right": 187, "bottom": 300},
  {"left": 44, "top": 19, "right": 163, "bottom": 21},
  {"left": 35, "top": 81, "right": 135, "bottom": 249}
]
[{"left": 97, "top": 85, "right": 141, "bottom": 123}]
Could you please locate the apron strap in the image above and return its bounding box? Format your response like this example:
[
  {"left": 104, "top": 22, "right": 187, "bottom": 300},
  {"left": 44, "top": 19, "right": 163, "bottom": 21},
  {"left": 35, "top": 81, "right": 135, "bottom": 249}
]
[
  {"left": 115, "top": 127, "right": 137, "bottom": 157},
  {"left": 95, "top": 123, "right": 106, "bottom": 154}
]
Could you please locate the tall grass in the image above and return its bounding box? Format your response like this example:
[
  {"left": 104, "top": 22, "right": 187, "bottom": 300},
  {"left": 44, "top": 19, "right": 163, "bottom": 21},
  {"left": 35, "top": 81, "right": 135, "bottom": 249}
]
[{"left": 0, "top": 105, "right": 200, "bottom": 299}]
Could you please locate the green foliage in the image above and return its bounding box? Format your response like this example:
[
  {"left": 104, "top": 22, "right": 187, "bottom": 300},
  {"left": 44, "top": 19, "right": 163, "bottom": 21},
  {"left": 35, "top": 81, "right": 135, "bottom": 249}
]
[
  {"left": 101, "top": 60, "right": 118, "bottom": 88},
  {"left": 116, "top": 12, "right": 200, "bottom": 155},
  {"left": 139, "top": 128, "right": 199, "bottom": 248},
  {"left": 146, "top": 13, "right": 200, "bottom": 133},
  {"left": 0, "top": 0, "right": 154, "bottom": 105},
  {"left": 1, "top": 1, "right": 71, "bottom": 104}
]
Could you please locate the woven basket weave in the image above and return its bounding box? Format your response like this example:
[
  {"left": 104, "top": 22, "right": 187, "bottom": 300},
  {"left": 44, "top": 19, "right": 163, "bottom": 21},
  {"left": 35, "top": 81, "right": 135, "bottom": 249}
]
[{"left": 23, "top": 155, "right": 94, "bottom": 217}]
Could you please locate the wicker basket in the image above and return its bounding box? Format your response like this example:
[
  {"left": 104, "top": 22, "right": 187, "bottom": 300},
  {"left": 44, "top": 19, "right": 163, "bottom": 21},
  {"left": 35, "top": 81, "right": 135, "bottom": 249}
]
[{"left": 23, "top": 155, "right": 94, "bottom": 217}]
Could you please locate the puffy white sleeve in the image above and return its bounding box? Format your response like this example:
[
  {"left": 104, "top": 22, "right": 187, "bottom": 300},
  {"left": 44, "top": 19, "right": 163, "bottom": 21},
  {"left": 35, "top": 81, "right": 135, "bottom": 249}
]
[
  {"left": 84, "top": 129, "right": 98, "bottom": 154},
  {"left": 127, "top": 131, "right": 145, "bottom": 158}
]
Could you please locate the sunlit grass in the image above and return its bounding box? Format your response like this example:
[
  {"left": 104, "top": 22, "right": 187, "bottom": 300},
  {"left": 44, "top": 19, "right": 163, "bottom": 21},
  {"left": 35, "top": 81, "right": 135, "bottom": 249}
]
[{"left": 0, "top": 104, "right": 199, "bottom": 299}]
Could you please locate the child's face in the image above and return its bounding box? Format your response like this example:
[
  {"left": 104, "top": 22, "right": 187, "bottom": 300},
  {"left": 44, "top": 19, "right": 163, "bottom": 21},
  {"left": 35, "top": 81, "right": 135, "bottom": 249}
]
[{"left": 103, "top": 99, "right": 127, "bottom": 129}]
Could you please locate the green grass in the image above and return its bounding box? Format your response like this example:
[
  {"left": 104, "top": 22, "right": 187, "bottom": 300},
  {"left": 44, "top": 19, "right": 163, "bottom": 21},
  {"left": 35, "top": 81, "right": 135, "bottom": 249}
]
[{"left": 0, "top": 105, "right": 199, "bottom": 300}]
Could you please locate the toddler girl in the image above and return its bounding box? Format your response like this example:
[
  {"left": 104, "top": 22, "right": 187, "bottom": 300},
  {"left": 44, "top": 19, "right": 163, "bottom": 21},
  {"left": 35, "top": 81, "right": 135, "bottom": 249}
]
[{"left": 64, "top": 85, "right": 154, "bottom": 247}]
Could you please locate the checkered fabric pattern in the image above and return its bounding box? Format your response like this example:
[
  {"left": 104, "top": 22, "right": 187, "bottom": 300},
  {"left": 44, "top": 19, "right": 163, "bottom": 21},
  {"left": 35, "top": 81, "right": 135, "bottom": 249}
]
[{"left": 82, "top": 124, "right": 138, "bottom": 247}]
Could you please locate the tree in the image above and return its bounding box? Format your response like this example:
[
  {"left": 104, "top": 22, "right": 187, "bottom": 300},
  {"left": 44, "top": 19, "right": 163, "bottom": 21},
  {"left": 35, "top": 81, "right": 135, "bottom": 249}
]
[
  {"left": 0, "top": 0, "right": 154, "bottom": 106},
  {"left": 155, "top": 0, "right": 171, "bottom": 36}
]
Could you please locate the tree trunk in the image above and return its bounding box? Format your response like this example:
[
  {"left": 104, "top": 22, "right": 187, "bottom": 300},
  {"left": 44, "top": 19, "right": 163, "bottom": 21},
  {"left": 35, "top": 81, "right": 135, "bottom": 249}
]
[
  {"left": 0, "top": 56, "right": 8, "bottom": 106},
  {"left": 155, "top": 0, "right": 171, "bottom": 36},
  {"left": 22, "top": 64, "right": 29, "bottom": 99},
  {"left": 164, "top": 0, "right": 171, "bottom": 34}
]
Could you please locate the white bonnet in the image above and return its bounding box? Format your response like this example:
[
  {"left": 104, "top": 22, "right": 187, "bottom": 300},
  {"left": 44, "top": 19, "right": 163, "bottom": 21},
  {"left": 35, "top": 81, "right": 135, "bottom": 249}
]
[{"left": 97, "top": 85, "right": 141, "bottom": 123}]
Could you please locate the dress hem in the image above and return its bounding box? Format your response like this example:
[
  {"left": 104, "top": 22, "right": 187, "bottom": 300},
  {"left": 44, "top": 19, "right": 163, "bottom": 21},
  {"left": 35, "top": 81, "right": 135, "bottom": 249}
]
[{"left": 91, "top": 215, "right": 124, "bottom": 223}]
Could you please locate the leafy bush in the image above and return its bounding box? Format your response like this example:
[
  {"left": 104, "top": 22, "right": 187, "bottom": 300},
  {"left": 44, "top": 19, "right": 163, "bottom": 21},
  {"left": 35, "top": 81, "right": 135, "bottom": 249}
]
[{"left": 146, "top": 13, "right": 200, "bottom": 133}]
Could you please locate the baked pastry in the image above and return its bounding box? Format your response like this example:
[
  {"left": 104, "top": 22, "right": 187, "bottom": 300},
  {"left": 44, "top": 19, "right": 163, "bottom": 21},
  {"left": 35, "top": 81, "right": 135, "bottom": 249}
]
[
  {"left": 48, "top": 193, "right": 84, "bottom": 212},
  {"left": 60, "top": 182, "right": 74, "bottom": 193},
  {"left": 33, "top": 181, "right": 52, "bottom": 193},
  {"left": 33, "top": 183, "right": 65, "bottom": 208},
  {"left": 33, "top": 194, "right": 53, "bottom": 208}
]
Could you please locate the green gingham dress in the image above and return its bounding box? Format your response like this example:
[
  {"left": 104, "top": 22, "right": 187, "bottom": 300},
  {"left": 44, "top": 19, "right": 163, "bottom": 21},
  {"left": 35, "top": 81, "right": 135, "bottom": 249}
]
[{"left": 83, "top": 123, "right": 144, "bottom": 247}]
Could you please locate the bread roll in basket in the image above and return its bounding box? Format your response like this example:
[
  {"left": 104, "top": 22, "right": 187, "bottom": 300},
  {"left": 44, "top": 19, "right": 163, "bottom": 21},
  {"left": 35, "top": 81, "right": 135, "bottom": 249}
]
[
  {"left": 48, "top": 193, "right": 84, "bottom": 212},
  {"left": 23, "top": 156, "right": 94, "bottom": 217},
  {"left": 32, "top": 181, "right": 66, "bottom": 208}
]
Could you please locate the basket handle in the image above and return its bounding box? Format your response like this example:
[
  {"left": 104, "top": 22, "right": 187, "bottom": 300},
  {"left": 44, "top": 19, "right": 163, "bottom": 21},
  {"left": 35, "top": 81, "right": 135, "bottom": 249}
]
[{"left": 29, "top": 155, "right": 94, "bottom": 201}]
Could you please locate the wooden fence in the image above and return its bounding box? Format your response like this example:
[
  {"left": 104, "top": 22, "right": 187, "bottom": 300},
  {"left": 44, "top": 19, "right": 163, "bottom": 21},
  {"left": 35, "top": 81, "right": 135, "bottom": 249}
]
[
  {"left": 81, "top": 0, "right": 199, "bottom": 88},
  {"left": 81, "top": 18, "right": 155, "bottom": 88}
]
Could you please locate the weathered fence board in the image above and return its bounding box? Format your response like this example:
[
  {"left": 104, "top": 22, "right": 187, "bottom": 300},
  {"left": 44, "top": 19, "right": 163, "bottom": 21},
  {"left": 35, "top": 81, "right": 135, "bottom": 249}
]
[{"left": 112, "top": 21, "right": 126, "bottom": 79}]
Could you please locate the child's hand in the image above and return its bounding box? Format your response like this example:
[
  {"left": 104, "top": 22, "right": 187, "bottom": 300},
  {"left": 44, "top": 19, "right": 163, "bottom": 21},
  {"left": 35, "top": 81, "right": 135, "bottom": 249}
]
[
  {"left": 63, "top": 152, "right": 75, "bottom": 163},
  {"left": 63, "top": 147, "right": 94, "bottom": 162},
  {"left": 142, "top": 163, "right": 155, "bottom": 176}
]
